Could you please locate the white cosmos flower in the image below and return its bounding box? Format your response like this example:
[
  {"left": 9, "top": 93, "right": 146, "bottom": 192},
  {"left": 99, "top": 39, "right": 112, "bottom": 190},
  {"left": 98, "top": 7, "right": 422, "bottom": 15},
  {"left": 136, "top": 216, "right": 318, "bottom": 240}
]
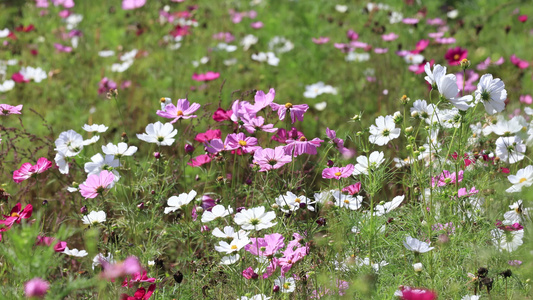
[
  {"left": 92, "top": 253, "right": 115, "bottom": 270},
  {"left": 164, "top": 190, "right": 197, "bottom": 214},
  {"left": 201, "top": 205, "right": 234, "bottom": 223},
  {"left": 424, "top": 62, "right": 446, "bottom": 88},
  {"left": 403, "top": 236, "right": 434, "bottom": 253},
  {"left": 220, "top": 254, "right": 240, "bottom": 265},
  {"left": 274, "top": 276, "right": 296, "bottom": 293},
  {"left": 495, "top": 136, "right": 526, "bottom": 164},
  {"left": 504, "top": 200, "right": 530, "bottom": 223},
  {"left": 63, "top": 247, "right": 88, "bottom": 257},
  {"left": 353, "top": 151, "right": 385, "bottom": 176},
  {"left": 404, "top": 53, "right": 424, "bottom": 65},
  {"left": 490, "top": 116, "right": 525, "bottom": 136},
  {"left": 0, "top": 28, "right": 10, "bottom": 38},
  {"left": 374, "top": 195, "right": 404, "bottom": 216},
  {"left": 355, "top": 257, "right": 389, "bottom": 272},
  {"left": 82, "top": 135, "right": 100, "bottom": 146},
  {"left": 84, "top": 153, "right": 121, "bottom": 181},
  {"left": 241, "top": 34, "right": 258, "bottom": 51},
  {"left": 268, "top": 36, "right": 294, "bottom": 53},
  {"left": 251, "top": 52, "right": 279, "bottom": 66},
  {"left": 335, "top": 4, "right": 348, "bottom": 13},
  {"left": 491, "top": 228, "right": 523, "bottom": 252},
  {"left": 120, "top": 49, "right": 138, "bottom": 61},
  {"left": 0, "top": 80, "right": 15, "bottom": 93},
  {"left": 159, "top": 97, "right": 172, "bottom": 110},
  {"left": 436, "top": 73, "right": 474, "bottom": 111},
  {"left": 234, "top": 206, "right": 277, "bottom": 231},
  {"left": 55, "top": 152, "right": 69, "bottom": 174},
  {"left": 82, "top": 210, "right": 107, "bottom": 225},
  {"left": 137, "top": 121, "right": 177, "bottom": 146},
  {"left": 332, "top": 190, "right": 362, "bottom": 210},
  {"left": 345, "top": 52, "right": 370, "bottom": 62},
  {"left": 55, "top": 129, "right": 84, "bottom": 157},
  {"left": 111, "top": 60, "right": 133, "bottom": 72},
  {"left": 506, "top": 165, "right": 533, "bottom": 193},
  {"left": 98, "top": 50, "right": 115, "bottom": 57},
  {"left": 102, "top": 142, "right": 138, "bottom": 157},
  {"left": 369, "top": 115, "right": 401, "bottom": 146},
  {"left": 275, "top": 192, "right": 315, "bottom": 213},
  {"left": 214, "top": 236, "right": 251, "bottom": 254},
  {"left": 303, "top": 82, "right": 337, "bottom": 98},
  {"left": 461, "top": 296, "right": 481, "bottom": 300},
  {"left": 20, "top": 66, "right": 47, "bottom": 82},
  {"left": 411, "top": 99, "right": 437, "bottom": 124},
  {"left": 475, "top": 74, "right": 507, "bottom": 115},
  {"left": 212, "top": 226, "right": 250, "bottom": 239},
  {"left": 82, "top": 124, "right": 108, "bottom": 133}
]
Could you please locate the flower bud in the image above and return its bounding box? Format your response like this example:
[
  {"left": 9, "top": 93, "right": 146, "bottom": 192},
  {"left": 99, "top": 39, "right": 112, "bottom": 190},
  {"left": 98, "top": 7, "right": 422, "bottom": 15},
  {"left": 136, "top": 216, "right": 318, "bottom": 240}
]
[
  {"left": 196, "top": 206, "right": 204, "bottom": 214},
  {"left": 413, "top": 262, "right": 423, "bottom": 272},
  {"left": 411, "top": 111, "right": 419, "bottom": 118},
  {"left": 393, "top": 111, "right": 403, "bottom": 124},
  {"left": 352, "top": 114, "right": 361, "bottom": 121},
  {"left": 400, "top": 94, "right": 410, "bottom": 105},
  {"left": 405, "top": 126, "right": 413, "bottom": 135},
  {"left": 418, "top": 146, "right": 426, "bottom": 152},
  {"left": 153, "top": 152, "right": 161, "bottom": 159},
  {"left": 184, "top": 144, "right": 194, "bottom": 153},
  {"left": 460, "top": 59, "right": 471, "bottom": 70}
]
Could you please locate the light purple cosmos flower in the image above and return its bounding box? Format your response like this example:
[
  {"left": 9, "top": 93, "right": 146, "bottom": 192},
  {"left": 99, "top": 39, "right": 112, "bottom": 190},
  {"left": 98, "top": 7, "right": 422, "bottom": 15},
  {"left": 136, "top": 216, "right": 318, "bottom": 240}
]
[
  {"left": 0, "top": 104, "right": 23, "bottom": 115},
  {"left": 24, "top": 278, "right": 50, "bottom": 298},
  {"left": 253, "top": 146, "right": 292, "bottom": 171},
  {"left": 270, "top": 102, "right": 309, "bottom": 124},
  {"left": 322, "top": 164, "right": 355, "bottom": 180},
  {"left": 284, "top": 136, "right": 324, "bottom": 157},
  {"left": 242, "top": 115, "right": 277, "bottom": 133},
  {"left": 225, "top": 133, "right": 260, "bottom": 153},
  {"left": 245, "top": 233, "right": 285, "bottom": 256},
  {"left": 79, "top": 170, "right": 115, "bottom": 199},
  {"left": 156, "top": 99, "right": 200, "bottom": 123}
]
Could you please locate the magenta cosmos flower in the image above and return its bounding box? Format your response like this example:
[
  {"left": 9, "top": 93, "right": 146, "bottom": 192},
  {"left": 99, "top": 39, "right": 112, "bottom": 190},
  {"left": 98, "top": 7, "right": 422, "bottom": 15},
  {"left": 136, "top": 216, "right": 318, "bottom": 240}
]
[
  {"left": 192, "top": 71, "right": 220, "bottom": 81},
  {"left": 444, "top": 47, "right": 468, "bottom": 65},
  {"left": 284, "top": 136, "right": 324, "bottom": 157},
  {"left": 13, "top": 157, "right": 52, "bottom": 183},
  {"left": 225, "top": 133, "right": 259, "bottom": 153},
  {"left": 79, "top": 170, "right": 115, "bottom": 199},
  {"left": 0, "top": 104, "right": 23, "bottom": 116},
  {"left": 24, "top": 278, "right": 50, "bottom": 298},
  {"left": 270, "top": 102, "right": 309, "bottom": 124},
  {"left": 0, "top": 203, "right": 33, "bottom": 228},
  {"left": 253, "top": 146, "right": 292, "bottom": 171},
  {"left": 157, "top": 99, "right": 200, "bottom": 123},
  {"left": 322, "top": 164, "right": 355, "bottom": 180}
]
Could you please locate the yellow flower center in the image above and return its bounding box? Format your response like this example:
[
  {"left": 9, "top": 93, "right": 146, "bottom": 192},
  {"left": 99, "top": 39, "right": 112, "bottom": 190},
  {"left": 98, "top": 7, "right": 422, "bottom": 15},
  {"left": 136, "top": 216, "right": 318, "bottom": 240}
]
[
  {"left": 160, "top": 98, "right": 166, "bottom": 103},
  {"left": 401, "top": 95, "right": 407, "bottom": 101},
  {"left": 231, "top": 245, "right": 237, "bottom": 250},
  {"left": 239, "top": 140, "right": 247, "bottom": 146},
  {"left": 344, "top": 199, "right": 350, "bottom": 204},
  {"left": 177, "top": 110, "right": 183, "bottom": 116},
  {"left": 283, "top": 283, "right": 290, "bottom": 289},
  {"left": 11, "top": 212, "right": 20, "bottom": 218},
  {"left": 285, "top": 102, "right": 293, "bottom": 109},
  {"left": 520, "top": 178, "right": 527, "bottom": 183},
  {"left": 335, "top": 172, "right": 342, "bottom": 176},
  {"left": 454, "top": 54, "right": 460, "bottom": 60},
  {"left": 299, "top": 136, "right": 306, "bottom": 141},
  {"left": 295, "top": 198, "right": 301, "bottom": 203}
]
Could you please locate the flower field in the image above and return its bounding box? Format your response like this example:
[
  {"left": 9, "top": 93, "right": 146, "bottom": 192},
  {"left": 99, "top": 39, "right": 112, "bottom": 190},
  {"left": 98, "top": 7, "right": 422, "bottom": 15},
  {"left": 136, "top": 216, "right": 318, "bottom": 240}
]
[{"left": 1, "top": 0, "right": 533, "bottom": 299}]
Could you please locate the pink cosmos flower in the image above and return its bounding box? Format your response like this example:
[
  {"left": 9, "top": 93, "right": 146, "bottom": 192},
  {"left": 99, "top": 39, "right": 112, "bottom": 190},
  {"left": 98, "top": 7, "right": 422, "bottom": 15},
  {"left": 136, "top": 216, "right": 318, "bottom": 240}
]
[
  {"left": 120, "top": 284, "right": 156, "bottom": 300},
  {"left": 0, "top": 203, "right": 33, "bottom": 228},
  {"left": 431, "top": 170, "right": 463, "bottom": 187},
  {"left": 411, "top": 39, "right": 430, "bottom": 54},
  {"left": 122, "top": 0, "right": 146, "bottom": 10},
  {"left": 322, "top": 164, "right": 355, "bottom": 180},
  {"left": 426, "top": 18, "right": 445, "bottom": 26},
  {"left": 402, "top": 18, "right": 419, "bottom": 25},
  {"left": 399, "top": 287, "right": 437, "bottom": 300},
  {"left": 374, "top": 48, "right": 388, "bottom": 54},
  {"left": 54, "top": 43, "right": 72, "bottom": 52},
  {"left": 284, "top": 136, "right": 324, "bottom": 157},
  {"left": 98, "top": 77, "right": 117, "bottom": 95},
  {"left": 35, "top": 0, "right": 49, "bottom": 8},
  {"left": 100, "top": 256, "right": 142, "bottom": 280},
  {"left": 435, "top": 37, "right": 456, "bottom": 44},
  {"left": 204, "top": 138, "right": 225, "bottom": 154},
  {"left": 52, "top": 0, "right": 74, "bottom": 8},
  {"left": 312, "top": 37, "right": 329, "bottom": 44},
  {"left": 382, "top": 33, "right": 398, "bottom": 41},
  {"left": 242, "top": 115, "right": 277, "bottom": 134},
  {"left": 510, "top": 54, "right": 530, "bottom": 69},
  {"left": 270, "top": 102, "right": 309, "bottom": 124},
  {"left": 195, "top": 129, "right": 221, "bottom": 143},
  {"left": 251, "top": 21, "right": 263, "bottom": 29},
  {"left": 520, "top": 94, "right": 532, "bottom": 104},
  {"left": 346, "top": 29, "right": 358, "bottom": 41},
  {"left": 192, "top": 71, "right": 220, "bottom": 81},
  {"left": 24, "top": 278, "right": 49, "bottom": 298},
  {"left": 251, "top": 88, "right": 276, "bottom": 113},
  {"left": 13, "top": 157, "right": 52, "bottom": 183},
  {"left": 428, "top": 32, "right": 444, "bottom": 39},
  {"left": 342, "top": 182, "right": 362, "bottom": 195},
  {"left": 245, "top": 233, "right": 285, "bottom": 256},
  {"left": 444, "top": 47, "right": 468, "bottom": 65},
  {"left": 253, "top": 147, "right": 292, "bottom": 172},
  {"left": 36, "top": 236, "right": 67, "bottom": 252},
  {"left": 157, "top": 99, "right": 201, "bottom": 123},
  {"left": 225, "top": 133, "right": 259, "bottom": 153},
  {"left": 0, "top": 104, "right": 23, "bottom": 116},
  {"left": 242, "top": 267, "right": 258, "bottom": 279},
  {"left": 518, "top": 15, "right": 528, "bottom": 22},
  {"left": 187, "top": 154, "right": 212, "bottom": 167},
  {"left": 457, "top": 186, "right": 479, "bottom": 197},
  {"left": 455, "top": 70, "right": 479, "bottom": 94},
  {"left": 122, "top": 270, "right": 156, "bottom": 287},
  {"left": 58, "top": 10, "right": 71, "bottom": 18},
  {"left": 212, "top": 32, "right": 235, "bottom": 43},
  {"left": 79, "top": 170, "right": 115, "bottom": 199}
]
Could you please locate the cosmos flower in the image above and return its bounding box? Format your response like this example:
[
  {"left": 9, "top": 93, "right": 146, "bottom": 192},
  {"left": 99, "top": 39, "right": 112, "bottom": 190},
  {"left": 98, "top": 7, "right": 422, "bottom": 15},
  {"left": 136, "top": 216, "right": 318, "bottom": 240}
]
[
  {"left": 253, "top": 146, "right": 292, "bottom": 172},
  {"left": 403, "top": 236, "right": 434, "bottom": 253},
  {"left": 234, "top": 206, "right": 277, "bottom": 231},
  {"left": 322, "top": 164, "right": 355, "bottom": 180},
  {"left": 475, "top": 74, "right": 507, "bottom": 115},
  {"left": 79, "top": 170, "right": 115, "bottom": 199},
  {"left": 136, "top": 122, "right": 177, "bottom": 146},
  {"left": 13, "top": 157, "right": 52, "bottom": 183},
  {"left": 369, "top": 115, "right": 401, "bottom": 146},
  {"left": 0, "top": 104, "right": 22, "bottom": 115},
  {"left": 444, "top": 47, "right": 468, "bottom": 65},
  {"left": 270, "top": 102, "right": 309, "bottom": 123},
  {"left": 157, "top": 99, "right": 201, "bottom": 123}
]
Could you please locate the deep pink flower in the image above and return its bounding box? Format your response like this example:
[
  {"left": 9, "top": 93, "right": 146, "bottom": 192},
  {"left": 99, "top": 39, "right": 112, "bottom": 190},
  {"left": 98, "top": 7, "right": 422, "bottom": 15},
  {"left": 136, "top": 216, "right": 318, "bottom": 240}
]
[
  {"left": 24, "top": 278, "right": 49, "bottom": 298},
  {"left": 245, "top": 233, "right": 285, "bottom": 256},
  {"left": 157, "top": 99, "right": 201, "bottom": 123},
  {"left": 54, "top": 241, "right": 67, "bottom": 252},
  {"left": 284, "top": 136, "right": 324, "bottom": 157},
  {"left": 271, "top": 128, "right": 304, "bottom": 144},
  {"left": 120, "top": 284, "right": 156, "bottom": 300},
  {"left": 225, "top": 133, "right": 259, "bottom": 153},
  {"left": 242, "top": 267, "right": 258, "bottom": 279},
  {"left": 270, "top": 102, "right": 309, "bottom": 124},
  {"left": 322, "top": 164, "right": 355, "bottom": 180},
  {"left": 431, "top": 170, "right": 463, "bottom": 187},
  {"left": 212, "top": 107, "right": 232, "bottom": 122},
  {"left": 0, "top": 203, "right": 33, "bottom": 228},
  {"left": 195, "top": 129, "right": 221, "bottom": 143},
  {"left": 253, "top": 146, "right": 292, "bottom": 172},
  {"left": 312, "top": 37, "right": 330, "bottom": 44},
  {"left": 122, "top": 270, "right": 156, "bottom": 287},
  {"left": 192, "top": 71, "right": 220, "bottom": 82},
  {"left": 382, "top": 33, "right": 398, "bottom": 41},
  {"left": 496, "top": 220, "right": 524, "bottom": 231},
  {"left": 101, "top": 256, "right": 142, "bottom": 280},
  {"left": 98, "top": 77, "right": 117, "bottom": 95},
  {"left": 346, "top": 29, "right": 358, "bottom": 41},
  {"left": 411, "top": 39, "right": 430, "bottom": 54},
  {"left": 79, "top": 170, "right": 115, "bottom": 199},
  {"left": 342, "top": 182, "right": 362, "bottom": 195},
  {"left": 518, "top": 15, "right": 528, "bottom": 22},
  {"left": 444, "top": 47, "right": 468, "bottom": 65},
  {"left": 400, "top": 287, "right": 437, "bottom": 300},
  {"left": 510, "top": 54, "right": 530, "bottom": 69},
  {"left": 13, "top": 157, "right": 52, "bottom": 183},
  {"left": 187, "top": 154, "right": 212, "bottom": 167},
  {"left": 11, "top": 73, "right": 28, "bottom": 83},
  {"left": 0, "top": 104, "right": 23, "bottom": 116}
]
